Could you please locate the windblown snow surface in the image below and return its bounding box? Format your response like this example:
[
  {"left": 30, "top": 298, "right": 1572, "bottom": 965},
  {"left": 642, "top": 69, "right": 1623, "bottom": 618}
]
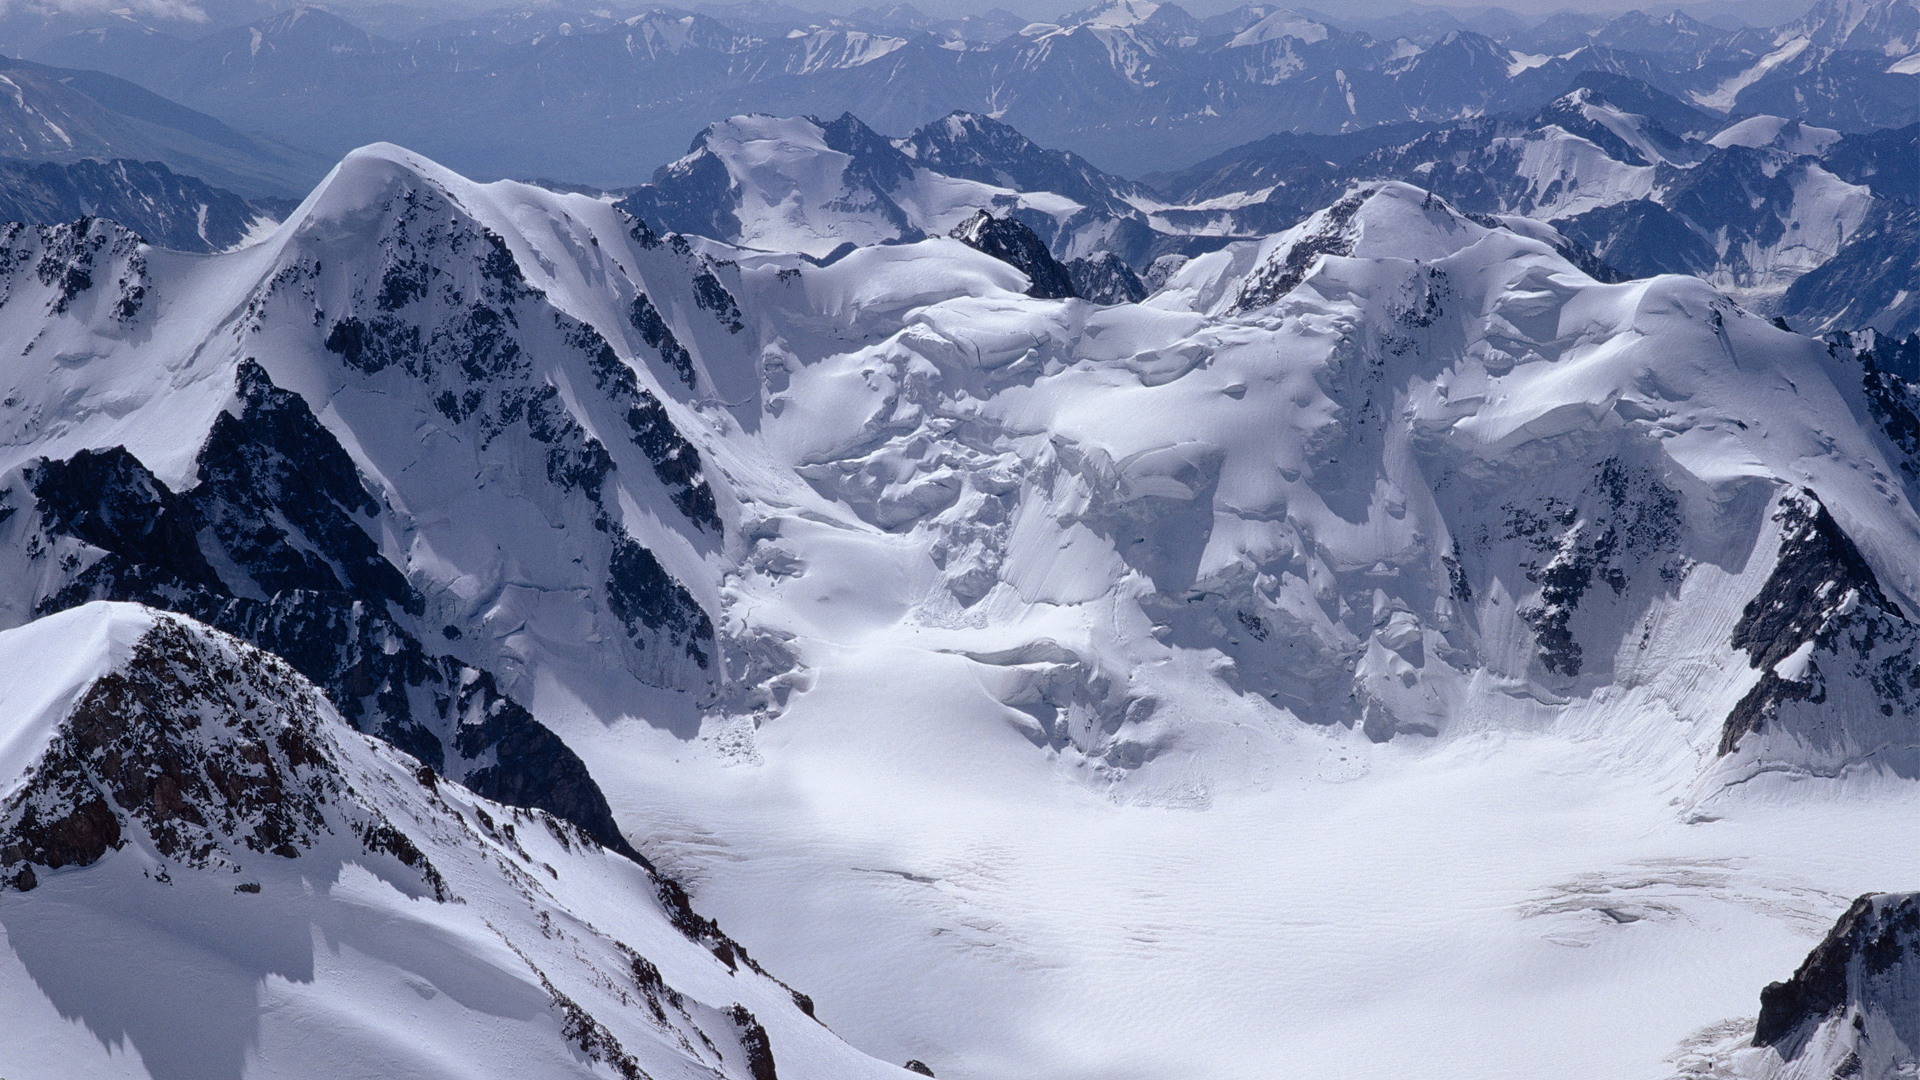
[{"left": 0, "top": 145, "right": 1917, "bottom": 1080}]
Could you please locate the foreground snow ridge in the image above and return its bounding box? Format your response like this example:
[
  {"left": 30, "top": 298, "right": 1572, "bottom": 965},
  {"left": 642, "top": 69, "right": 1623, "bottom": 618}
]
[
  {"left": 0, "top": 603, "right": 892, "bottom": 1080},
  {"left": 0, "top": 142, "right": 1914, "bottom": 1079}
]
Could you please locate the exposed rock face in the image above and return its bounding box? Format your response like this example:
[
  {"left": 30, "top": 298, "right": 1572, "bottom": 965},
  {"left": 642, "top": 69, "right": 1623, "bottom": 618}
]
[
  {"left": 9, "top": 362, "right": 636, "bottom": 857},
  {"left": 1229, "top": 188, "right": 1366, "bottom": 313},
  {"left": 0, "top": 217, "right": 147, "bottom": 321},
  {"left": 1719, "top": 491, "right": 1920, "bottom": 771},
  {"left": 1067, "top": 252, "right": 1147, "bottom": 304},
  {"left": 897, "top": 111, "right": 1154, "bottom": 221},
  {"left": 0, "top": 602, "right": 887, "bottom": 1080},
  {"left": 1750, "top": 892, "right": 1920, "bottom": 1076},
  {"left": 0, "top": 611, "right": 447, "bottom": 900},
  {"left": 949, "top": 210, "right": 1078, "bottom": 300},
  {"left": 726, "top": 1004, "right": 780, "bottom": 1080},
  {"left": 1784, "top": 200, "right": 1920, "bottom": 338}
]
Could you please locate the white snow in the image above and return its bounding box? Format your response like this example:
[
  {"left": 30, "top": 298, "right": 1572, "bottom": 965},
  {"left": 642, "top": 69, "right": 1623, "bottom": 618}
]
[
  {"left": 0, "top": 603, "right": 152, "bottom": 799},
  {"left": 1077, "top": 0, "right": 1160, "bottom": 29},
  {"left": 1226, "top": 11, "right": 1329, "bottom": 48},
  {"left": 1708, "top": 115, "right": 1845, "bottom": 156},
  {"left": 2, "top": 147, "right": 1918, "bottom": 1080},
  {"left": 0, "top": 604, "right": 905, "bottom": 1080},
  {"left": 1506, "top": 50, "right": 1550, "bottom": 76},
  {"left": 1694, "top": 37, "right": 1813, "bottom": 111}
]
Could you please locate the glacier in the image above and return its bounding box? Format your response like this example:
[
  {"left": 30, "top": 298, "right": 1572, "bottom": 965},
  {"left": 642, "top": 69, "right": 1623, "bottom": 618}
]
[{"left": 0, "top": 140, "right": 1915, "bottom": 1078}]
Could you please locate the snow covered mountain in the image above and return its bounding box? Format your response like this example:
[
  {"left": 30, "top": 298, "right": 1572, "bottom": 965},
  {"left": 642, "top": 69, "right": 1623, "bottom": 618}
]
[
  {"left": 0, "top": 602, "right": 903, "bottom": 1080},
  {"left": 1150, "top": 84, "right": 1920, "bottom": 331},
  {"left": 1712, "top": 0, "right": 1920, "bottom": 129},
  {"left": 614, "top": 111, "right": 1198, "bottom": 267},
  {"left": 27, "top": 0, "right": 1919, "bottom": 184},
  {"left": 604, "top": 93, "right": 1916, "bottom": 336},
  {"left": 2, "top": 141, "right": 1919, "bottom": 1077},
  {"left": 0, "top": 144, "right": 739, "bottom": 852}
]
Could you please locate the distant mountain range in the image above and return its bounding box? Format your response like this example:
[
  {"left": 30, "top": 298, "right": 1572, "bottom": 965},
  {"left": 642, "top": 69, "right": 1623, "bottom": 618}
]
[
  {"left": 0, "top": 53, "right": 327, "bottom": 199},
  {"left": 0, "top": 158, "right": 285, "bottom": 252},
  {"left": 16, "top": 0, "right": 1918, "bottom": 184},
  {"left": 605, "top": 83, "right": 1918, "bottom": 335}
]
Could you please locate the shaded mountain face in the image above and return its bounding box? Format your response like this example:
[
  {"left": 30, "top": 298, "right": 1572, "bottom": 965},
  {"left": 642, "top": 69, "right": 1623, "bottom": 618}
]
[
  {"left": 0, "top": 159, "right": 282, "bottom": 253},
  {"left": 0, "top": 146, "right": 741, "bottom": 853},
  {"left": 896, "top": 110, "right": 1156, "bottom": 220},
  {"left": 0, "top": 603, "right": 898, "bottom": 1080},
  {"left": 1751, "top": 893, "right": 1920, "bottom": 1076},
  {"left": 1671, "top": 891, "right": 1920, "bottom": 1077},
  {"left": 24, "top": 0, "right": 1919, "bottom": 184},
  {"left": 0, "top": 54, "right": 327, "bottom": 199},
  {"left": 949, "top": 210, "right": 1077, "bottom": 299}
]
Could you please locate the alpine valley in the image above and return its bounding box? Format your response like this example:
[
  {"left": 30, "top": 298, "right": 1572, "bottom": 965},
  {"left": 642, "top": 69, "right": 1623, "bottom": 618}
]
[{"left": 0, "top": 1, "right": 1916, "bottom": 1079}]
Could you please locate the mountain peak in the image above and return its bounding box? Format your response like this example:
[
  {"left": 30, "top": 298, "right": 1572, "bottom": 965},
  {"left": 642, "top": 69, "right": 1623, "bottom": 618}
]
[
  {"left": 1068, "top": 0, "right": 1165, "bottom": 29},
  {"left": 1226, "top": 181, "right": 1491, "bottom": 313},
  {"left": 1224, "top": 9, "right": 1328, "bottom": 47},
  {"left": 249, "top": 5, "right": 385, "bottom": 50},
  {"left": 950, "top": 209, "right": 1078, "bottom": 298}
]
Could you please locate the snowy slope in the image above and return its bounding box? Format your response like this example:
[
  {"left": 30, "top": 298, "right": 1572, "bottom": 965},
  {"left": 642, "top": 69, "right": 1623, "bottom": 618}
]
[
  {"left": 0, "top": 602, "right": 905, "bottom": 1080},
  {"left": 612, "top": 178, "right": 1920, "bottom": 1078},
  {"left": 0, "top": 146, "right": 1918, "bottom": 1079}
]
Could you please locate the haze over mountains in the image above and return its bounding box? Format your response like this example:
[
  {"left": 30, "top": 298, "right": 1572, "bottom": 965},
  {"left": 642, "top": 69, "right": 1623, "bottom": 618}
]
[
  {"left": 0, "top": 0, "right": 1914, "bottom": 1078},
  {"left": 0, "top": 0, "right": 1909, "bottom": 180}
]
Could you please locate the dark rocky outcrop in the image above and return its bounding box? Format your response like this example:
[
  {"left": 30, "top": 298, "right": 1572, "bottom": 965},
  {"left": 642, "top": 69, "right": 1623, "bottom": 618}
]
[
  {"left": 950, "top": 210, "right": 1077, "bottom": 300},
  {"left": 0, "top": 613, "right": 447, "bottom": 900},
  {"left": 1066, "top": 252, "right": 1146, "bottom": 304},
  {"left": 1506, "top": 459, "right": 1683, "bottom": 679},
  {"left": 0, "top": 217, "right": 148, "bottom": 321},
  {"left": 1753, "top": 892, "right": 1920, "bottom": 1064},
  {"left": 17, "top": 363, "right": 637, "bottom": 859},
  {"left": 1229, "top": 188, "right": 1366, "bottom": 313},
  {"left": 1719, "top": 491, "right": 1920, "bottom": 759},
  {"left": 726, "top": 1004, "right": 780, "bottom": 1080}
]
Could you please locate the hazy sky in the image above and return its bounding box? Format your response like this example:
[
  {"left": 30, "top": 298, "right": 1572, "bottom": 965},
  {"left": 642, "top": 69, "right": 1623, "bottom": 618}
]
[{"left": 783, "top": 0, "right": 1816, "bottom": 27}]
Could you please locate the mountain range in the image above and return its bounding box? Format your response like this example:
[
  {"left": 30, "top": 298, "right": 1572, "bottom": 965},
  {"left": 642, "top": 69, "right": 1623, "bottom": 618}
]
[
  {"left": 608, "top": 89, "right": 1918, "bottom": 334},
  {"left": 17, "top": 0, "right": 1919, "bottom": 182},
  {"left": 0, "top": 0, "right": 1912, "bottom": 1074},
  {"left": 0, "top": 133, "right": 1915, "bottom": 1076},
  {"left": 0, "top": 53, "right": 326, "bottom": 199}
]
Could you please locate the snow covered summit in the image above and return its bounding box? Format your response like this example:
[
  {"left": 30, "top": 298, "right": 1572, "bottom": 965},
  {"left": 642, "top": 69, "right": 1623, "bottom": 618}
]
[
  {"left": 0, "top": 140, "right": 1917, "bottom": 1078},
  {"left": 0, "top": 602, "right": 902, "bottom": 1080}
]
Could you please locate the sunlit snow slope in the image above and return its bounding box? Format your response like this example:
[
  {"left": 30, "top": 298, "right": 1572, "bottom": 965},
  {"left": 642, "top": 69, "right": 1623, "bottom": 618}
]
[
  {"left": 0, "top": 144, "right": 1916, "bottom": 1080},
  {"left": 0, "top": 603, "right": 901, "bottom": 1080}
]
